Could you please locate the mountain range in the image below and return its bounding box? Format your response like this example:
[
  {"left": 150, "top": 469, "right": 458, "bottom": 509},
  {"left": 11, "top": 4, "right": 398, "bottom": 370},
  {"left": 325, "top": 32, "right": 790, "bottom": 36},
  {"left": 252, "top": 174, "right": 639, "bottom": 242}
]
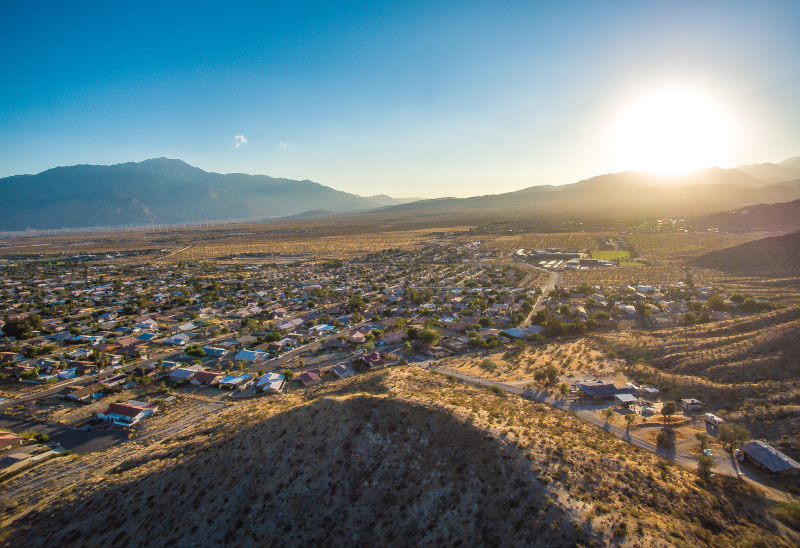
[
  {"left": 2, "top": 156, "right": 800, "bottom": 230},
  {"left": 381, "top": 158, "right": 800, "bottom": 220},
  {"left": 0, "top": 158, "right": 418, "bottom": 231}
]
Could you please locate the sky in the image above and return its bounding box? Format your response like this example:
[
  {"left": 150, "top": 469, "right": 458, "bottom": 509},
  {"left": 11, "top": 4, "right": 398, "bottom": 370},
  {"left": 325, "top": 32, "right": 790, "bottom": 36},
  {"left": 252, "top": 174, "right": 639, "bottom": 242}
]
[{"left": 2, "top": 1, "right": 799, "bottom": 198}]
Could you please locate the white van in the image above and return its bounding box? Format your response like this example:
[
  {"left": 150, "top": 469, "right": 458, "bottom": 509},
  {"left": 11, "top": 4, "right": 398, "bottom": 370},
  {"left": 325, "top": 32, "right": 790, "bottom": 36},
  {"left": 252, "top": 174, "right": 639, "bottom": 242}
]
[{"left": 704, "top": 413, "right": 723, "bottom": 426}]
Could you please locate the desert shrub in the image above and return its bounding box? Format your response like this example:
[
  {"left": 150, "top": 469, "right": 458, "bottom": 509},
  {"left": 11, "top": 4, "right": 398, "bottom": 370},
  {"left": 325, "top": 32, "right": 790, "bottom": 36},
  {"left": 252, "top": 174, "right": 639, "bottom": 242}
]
[
  {"left": 656, "top": 428, "right": 675, "bottom": 450},
  {"left": 773, "top": 501, "right": 800, "bottom": 529},
  {"left": 486, "top": 385, "right": 505, "bottom": 397}
]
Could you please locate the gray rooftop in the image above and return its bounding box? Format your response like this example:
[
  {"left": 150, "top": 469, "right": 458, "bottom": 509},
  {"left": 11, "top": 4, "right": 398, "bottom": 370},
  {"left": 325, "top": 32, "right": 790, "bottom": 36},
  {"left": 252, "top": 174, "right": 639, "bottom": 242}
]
[{"left": 742, "top": 440, "right": 800, "bottom": 473}]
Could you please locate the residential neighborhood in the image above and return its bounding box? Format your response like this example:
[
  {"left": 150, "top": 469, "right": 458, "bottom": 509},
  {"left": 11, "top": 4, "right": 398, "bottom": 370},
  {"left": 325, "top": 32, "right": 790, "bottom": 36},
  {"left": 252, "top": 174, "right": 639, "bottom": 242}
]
[{"left": 0, "top": 239, "right": 795, "bottom": 539}]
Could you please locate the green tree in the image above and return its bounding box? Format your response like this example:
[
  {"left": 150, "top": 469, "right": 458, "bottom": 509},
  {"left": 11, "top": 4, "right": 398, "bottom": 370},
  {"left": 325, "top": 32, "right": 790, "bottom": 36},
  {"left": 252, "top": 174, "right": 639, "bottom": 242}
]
[
  {"left": 695, "top": 432, "right": 708, "bottom": 450},
  {"left": 697, "top": 455, "right": 716, "bottom": 479},
  {"left": 2, "top": 315, "right": 44, "bottom": 340},
  {"left": 419, "top": 329, "right": 441, "bottom": 346},
  {"left": 661, "top": 401, "right": 677, "bottom": 423},
  {"left": 624, "top": 414, "right": 636, "bottom": 429},
  {"left": 534, "top": 364, "right": 559, "bottom": 385},
  {"left": 348, "top": 296, "right": 365, "bottom": 312},
  {"left": 283, "top": 369, "right": 294, "bottom": 382},
  {"left": 604, "top": 408, "right": 615, "bottom": 423},
  {"left": 717, "top": 423, "right": 750, "bottom": 450}
]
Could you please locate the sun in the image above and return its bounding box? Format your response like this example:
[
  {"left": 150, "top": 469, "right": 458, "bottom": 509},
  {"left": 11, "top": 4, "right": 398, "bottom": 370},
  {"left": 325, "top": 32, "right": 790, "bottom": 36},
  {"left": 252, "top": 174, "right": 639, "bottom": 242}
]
[{"left": 610, "top": 89, "right": 733, "bottom": 174}]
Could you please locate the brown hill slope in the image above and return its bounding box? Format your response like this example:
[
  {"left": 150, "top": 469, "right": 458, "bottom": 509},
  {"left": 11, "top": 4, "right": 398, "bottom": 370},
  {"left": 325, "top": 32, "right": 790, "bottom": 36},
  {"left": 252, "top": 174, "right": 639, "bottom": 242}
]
[
  {"left": 692, "top": 198, "right": 800, "bottom": 231},
  {"left": 1, "top": 368, "right": 795, "bottom": 547},
  {"left": 611, "top": 306, "right": 800, "bottom": 384},
  {"left": 687, "top": 231, "right": 800, "bottom": 275},
  {"left": 597, "top": 306, "right": 800, "bottom": 459}
]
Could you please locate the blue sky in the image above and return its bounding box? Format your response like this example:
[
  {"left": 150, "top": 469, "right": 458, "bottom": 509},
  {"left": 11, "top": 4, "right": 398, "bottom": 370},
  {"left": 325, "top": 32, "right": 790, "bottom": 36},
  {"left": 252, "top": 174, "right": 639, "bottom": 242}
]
[{"left": 2, "top": 1, "right": 799, "bottom": 197}]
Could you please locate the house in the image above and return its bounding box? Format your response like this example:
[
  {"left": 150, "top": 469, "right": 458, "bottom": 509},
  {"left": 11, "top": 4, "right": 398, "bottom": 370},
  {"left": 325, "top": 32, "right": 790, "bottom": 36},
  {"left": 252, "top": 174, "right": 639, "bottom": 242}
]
[
  {"left": 298, "top": 370, "right": 321, "bottom": 386},
  {"left": 65, "top": 383, "right": 105, "bottom": 403},
  {"left": 71, "top": 362, "right": 97, "bottom": 376},
  {"left": 440, "top": 338, "right": 468, "bottom": 354},
  {"left": 97, "top": 401, "right": 157, "bottom": 427},
  {"left": 576, "top": 382, "right": 636, "bottom": 401},
  {"left": 218, "top": 374, "right": 252, "bottom": 389},
  {"left": 322, "top": 339, "right": 349, "bottom": 351},
  {"left": 614, "top": 393, "right": 638, "bottom": 407},
  {"left": 347, "top": 332, "right": 366, "bottom": 344},
  {"left": 648, "top": 315, "right": 672, "bottom": 328},
  {"left": 190, "top": 370, "right": 223, "bottom": 386},
  {"left": 0, "top": 432, "right": 22, "bottom": 453},
  {"left": 501, "top": 327, "right": 527, "bottom": 340},
  {"left": 201, "top": 346, "right": 228, "bottom": 357},
  {"left": 136, "top": 318, "right": 158, "bottom": 330},
  {"left": 331, "top": 362, "right": 355, "bottom": 379},
  {"left": 234, "top": 349, "right": 268, "bottom": 362},
  {"left": 381, "top": 331, "right": 408, "bottom": 344},
  {"left": 163, "top": 334, "right": 190, "bottom": 346},
  {"left": 681, "top": 399, "right": 704, "bottom": 412},
  {"left": 57, "top": 368, "right": 77, "bottom": 380},
  {"left": 741, "top": 441, "right": 800, "bottom": 475},
  {"left": 256, "top": 372, "right": 285, "bottom": 394},
  {"left": 101, "top": 374, "right": 127, "bottom": 388},
  {"left": 640, "top": 386, "right": 660, "bottom": 398},
  {"left": 522, "top": 325, "right": 545, "bottom": 335},
  {"left": 169, "top": 367, "right": 200, "bottom": 382},
  {"left": 353, "top": 351, "right": 386, "bottom": 369}
]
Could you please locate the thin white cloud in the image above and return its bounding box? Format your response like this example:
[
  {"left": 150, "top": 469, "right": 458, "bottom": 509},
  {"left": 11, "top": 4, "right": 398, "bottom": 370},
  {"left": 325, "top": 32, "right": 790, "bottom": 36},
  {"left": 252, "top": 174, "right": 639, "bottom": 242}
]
[
  {"left": 279, "top": 142, "right": 287, "bottom": 147},
  {"left": 235, "top": 134, "right": 248, "bottom": 148}
]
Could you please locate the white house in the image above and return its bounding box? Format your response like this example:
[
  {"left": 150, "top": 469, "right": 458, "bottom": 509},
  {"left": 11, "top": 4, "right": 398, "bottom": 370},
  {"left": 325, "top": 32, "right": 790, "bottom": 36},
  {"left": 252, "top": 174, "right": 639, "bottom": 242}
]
[
  {"left": 256, "top": 372, "right": 285, "bottom": 394},
  {"left": 97, "top": 401, "right": 157, "bottom": 427},
  {"left": 234, "top": 349, "right": 268, "bottom": 362}
]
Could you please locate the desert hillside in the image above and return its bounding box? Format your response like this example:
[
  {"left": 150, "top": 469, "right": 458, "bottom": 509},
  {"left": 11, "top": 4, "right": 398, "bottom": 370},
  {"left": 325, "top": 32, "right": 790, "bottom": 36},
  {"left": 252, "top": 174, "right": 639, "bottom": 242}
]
[
  {"left": 2, "top": 368, "right": 795, "bottom": 548},
  {"left": 687, "top": 231, "right": 800, "bottom": 275},
  {"left": 596, "top": 306, "right": 800, "bottom": 460}
]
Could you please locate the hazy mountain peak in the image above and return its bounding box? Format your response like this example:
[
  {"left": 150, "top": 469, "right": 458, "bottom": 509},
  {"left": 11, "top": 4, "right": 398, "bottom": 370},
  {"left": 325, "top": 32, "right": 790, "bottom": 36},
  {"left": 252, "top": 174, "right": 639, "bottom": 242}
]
[{"left": 0, "top": 159, "right": 407, "bottom": 230}]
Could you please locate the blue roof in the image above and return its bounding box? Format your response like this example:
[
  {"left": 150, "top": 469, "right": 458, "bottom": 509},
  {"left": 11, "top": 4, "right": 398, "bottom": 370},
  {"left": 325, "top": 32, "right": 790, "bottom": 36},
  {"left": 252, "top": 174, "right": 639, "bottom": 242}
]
[{"left": 220, "top": 375, "right": 248, "bottom": 384}]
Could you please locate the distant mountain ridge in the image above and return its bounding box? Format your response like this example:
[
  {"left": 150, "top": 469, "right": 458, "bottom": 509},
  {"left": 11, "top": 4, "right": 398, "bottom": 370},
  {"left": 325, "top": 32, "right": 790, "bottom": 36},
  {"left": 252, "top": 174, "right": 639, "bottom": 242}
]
[
  {"left": 379, "top": 158, "right": 800, "bottom": 219},
  {"left": 3, "top": 155, "right": 800, "bottom": 230},
  {"left": 0, "top": 158, "right": 414, "bottom": 230},
  {"left": 732, "top": 156, "right": 800, "bottom": 184}
]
